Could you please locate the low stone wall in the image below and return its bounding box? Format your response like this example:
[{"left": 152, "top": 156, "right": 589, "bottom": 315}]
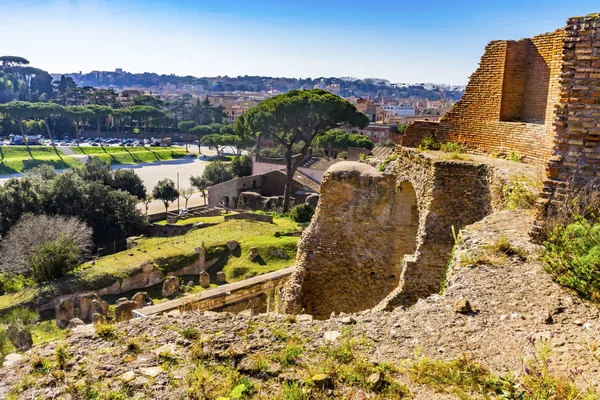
[
  {"left": 37, "top": 253, "right": 219, "bottom": 312},
  {"left": 146, "top": 223, "right": 196, "bottom": 237},
  {"left": 224, "top": 213, "right": 274, "bottom": 223},
  {"left": 138, "top": 267, "right": 293, "bottom": 316}
]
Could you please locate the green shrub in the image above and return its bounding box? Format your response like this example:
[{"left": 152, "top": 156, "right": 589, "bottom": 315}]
[
  {"left": 0, "top": 274, "right": 34, "bottom": 295},
  {"left": 543, "top": 218, "right": 600, "bottom": 301},
  {"left": 272, "top": 344, "right": 302, "bottom": 367},
  {"left": 95, "top": 323, "right": 117, "bottom": 340},
  {"left": 289, "top": 204, "right": 314, "bottom": 223},
  {"left": 54, "top": 343, "right": 72, "bottom": 370},
  {"left": 337, "top": 151, "right": 348, "bottom": 160},
  {"left": 503, "top": 175, "right": 539, "bottom": 210},
  {"left": 231, "top": 155, "right": 253, "bottom": 178},
  {"left": 28, "top": 235, "right": 82, "bottom": 283},
  {"left": 440, "top": 142, "right": 462, "bottom": 153},
  {"left": 0, "top": 307, "right": 39, "bottom": 327},
  {"left": 509, "top": 151, "right": 524, "bottom": 163},
  {"left": 418, "top": 134, "right": 441, "bottom": 151}
]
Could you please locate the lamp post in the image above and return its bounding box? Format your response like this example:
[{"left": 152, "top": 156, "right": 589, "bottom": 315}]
[{"left": 177, "top": 172, "right": 180, "bottom": 210}]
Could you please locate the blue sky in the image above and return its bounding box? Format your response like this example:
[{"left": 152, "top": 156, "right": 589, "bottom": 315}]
[{"left": 0, "top": 0, "right": 599, "bottom": 84}]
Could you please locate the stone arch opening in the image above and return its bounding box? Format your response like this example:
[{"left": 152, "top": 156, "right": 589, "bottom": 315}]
[{"left": 378, "top": 180, "right": 420, "bottom": 295}]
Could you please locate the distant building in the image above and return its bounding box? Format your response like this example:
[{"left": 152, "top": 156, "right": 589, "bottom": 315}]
[
  {"left": 380, "top": 104, "right": 415, "bottom": 116},
  {"left": 342, "top": 123, "right": 399, "bottom": 144}
]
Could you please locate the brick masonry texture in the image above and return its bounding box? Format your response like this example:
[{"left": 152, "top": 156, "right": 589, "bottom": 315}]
[{"left": 399, "top": 12, "right": 600, "bottom": 235}]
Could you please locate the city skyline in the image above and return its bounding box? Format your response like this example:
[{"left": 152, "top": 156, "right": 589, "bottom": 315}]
[{"left": 0, "top": 0, "right": 599, "bottom": 85}]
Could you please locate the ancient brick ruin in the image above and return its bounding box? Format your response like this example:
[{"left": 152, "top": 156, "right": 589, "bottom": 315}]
[
  {"left": 281, "top": 13, "right": 600, "bottom": 318},
  {"left": 402, "top": 13, "right": 600, "bottom": 233}
]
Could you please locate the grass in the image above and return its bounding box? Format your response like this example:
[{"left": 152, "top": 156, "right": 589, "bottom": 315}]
[
  {"left": 0, "top": 145, "right": 81, "bottom": 174},
  {"left": 0, "top": 215, "right": 301, "bottom": 312},
  {"left": 71, "top": 145, "right": 189, "bottom": 165},
  {"left": 544, "top": 217, "right": 600, "bottom": 302}
]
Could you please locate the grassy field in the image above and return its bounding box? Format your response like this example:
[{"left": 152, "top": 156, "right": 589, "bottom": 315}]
[
  {"left": 0, "top": 215, "right": 301, "bottom": 311},
  {"left": 0, "top": 145, "right": 82, "bottom": 174},
  {"left": 71, "top": 146, "right": 190, "bottom": 165}
]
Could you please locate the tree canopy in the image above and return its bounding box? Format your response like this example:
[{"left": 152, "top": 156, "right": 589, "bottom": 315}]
[{"left": 235, "top": 89, "right": 368, "bottom": 211}]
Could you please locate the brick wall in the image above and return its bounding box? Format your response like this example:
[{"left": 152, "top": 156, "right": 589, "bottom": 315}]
[
  {"left": 534, "top": 13, "right": 600, "bottom": 234},
  {"left": 402, "top": 29, "right": 566, "bottom": 165}
]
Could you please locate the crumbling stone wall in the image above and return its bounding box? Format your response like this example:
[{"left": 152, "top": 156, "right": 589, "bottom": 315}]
[
  {"left": 281, "top": 151, "right": 497, "bottom": 318},
  {"left": 401, "top": 29, "right": 566, "bottom": 165}
]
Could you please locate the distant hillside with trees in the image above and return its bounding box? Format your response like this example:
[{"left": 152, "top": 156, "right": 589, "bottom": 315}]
[{"left": 64, "top": 72, "right": 464, "bottom": 101}]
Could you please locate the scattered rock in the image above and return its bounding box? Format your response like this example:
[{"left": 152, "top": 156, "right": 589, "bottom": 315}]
[
  {"left": 573, "top": 319, "right": 584, "bottom": 326},
  {"left": 166, "top": 310, "right": 181, "bottom": 318},
  {"left": 7, "top": 326, "right": 33, "bottom": 351},
  {"left": 216, "top": 271, "right": 226, "bottom": 284},
  {"left": 542, "top": 313, "right": 554, "bottom": 324},
  {"left": 368, "top": 372, "right": 385, "bottom": 391},
  {"left": 115, "top": 300, "right": 137, "bottom": 322},
  {"left": 341, "top": 316, "right": 356, "bottom": 325},
  {"left": 132, "top": 292, "right": 153, "bottom": 310},
  {"left": 296, "top": 314, "right": 314, "bottom": 323},
  {"left": 226, "top": 240, "right": 239, "bottom": 251},
  {"left": 249, "top": 247, "right": 259, "bottom": 261},
  {"left": 2, "top": 353, "right": 23, "bottom": 368},
  {"left": 91, "top": 313, "right": 106, "bottom": 325},
  {"left": 324, "top": 330, "right": 341, "bottom": 342},
  {"left": 68, "top": 318, "right": 85, "bottom": 329},
  {"left": 199, "top": 271, "right": 210, "bottom": 288},
  {"left": 312, "top": 373, "right": 333, "bottom": 389},
  {"left": 119, "top": 371, "right": 136, "bottom": 383},
  {"left": 55, "top": 293, "right": 101, "bottom": 328},
  {"left": 140, "top": 367, "right": 164, "bottom": 378},
  {"left": 238, "top": 357, "right": 261, "bottom": 375},
  {"left": 162, "top": 276, "right": 181, "bottom": 297},
  {"left": 453, "top": 298, "right": 473, "bottom": 314}
]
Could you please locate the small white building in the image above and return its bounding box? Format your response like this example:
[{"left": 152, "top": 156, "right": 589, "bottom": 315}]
[{"left": 380, "top": 104, "right": 415, "bottom": 116}]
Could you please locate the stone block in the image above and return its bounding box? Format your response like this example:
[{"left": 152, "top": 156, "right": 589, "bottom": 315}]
[{"left": 162, "top": 276, "right": 181, "bottom": 297}]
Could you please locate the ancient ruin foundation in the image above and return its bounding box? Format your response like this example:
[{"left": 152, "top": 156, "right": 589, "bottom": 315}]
[
  {"left": 282, "top": 13, "right": 600, "bottom": 318},
  {"left": 281, "top": 151, "right": 505, "bottom": 318}
]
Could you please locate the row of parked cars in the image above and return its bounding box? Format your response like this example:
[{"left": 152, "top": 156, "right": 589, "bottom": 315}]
[{"left": 1, "top": 135, "right": 172, "bottom": 147}]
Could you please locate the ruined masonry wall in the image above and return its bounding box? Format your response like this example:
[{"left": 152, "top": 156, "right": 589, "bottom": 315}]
[
  {"left": 281, "top": 152, "right": 498, "bottom": 318},
  {"left": 402, "top": 30, "right": 566, "bottom": 165},
  {"left": 536, "top": 14, "right": 600, "bottom": 232}
]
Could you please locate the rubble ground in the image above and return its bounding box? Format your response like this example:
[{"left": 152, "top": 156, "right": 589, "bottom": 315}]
[{"left": 1, "top": 210, "right": 599, "bottom": 399}]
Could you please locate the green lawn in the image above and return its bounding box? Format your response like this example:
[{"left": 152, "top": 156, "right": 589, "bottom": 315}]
[
  {"left": 71, "top": 146, "right": 190, "bottom": 165},
  {"left": 0, "top": 215, "right": 301, "bottom": 312},
  {"left": 0, "top": 146, "right": 82, "bottom": 174}
]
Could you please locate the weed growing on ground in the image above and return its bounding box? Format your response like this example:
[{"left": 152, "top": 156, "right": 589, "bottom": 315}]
[
  {"left": 543, "top": 216, "right": 600, "bottom": 301},
  {"left": 418, "top": 134, "right": 441, "bottom": 151},
  {"left": 95, "top": 323, "right": 117, "bottom": 341},
  {"left": 509, "top": 151, "right": 524, "bottom": 162},
  {"left": 503, "top": 174, "right": 540, "bottom": 210},
  {"left": 272, "top": 344, "right": 302, "bottom": 367},
  {"left": 54, "top": 343, "right": 72, "bottom": 370}
]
